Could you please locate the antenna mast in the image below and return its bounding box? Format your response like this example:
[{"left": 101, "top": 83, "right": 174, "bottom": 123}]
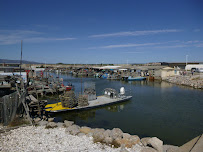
[{"left": 20, "top": 40, "right": 23, "bottom": 76}]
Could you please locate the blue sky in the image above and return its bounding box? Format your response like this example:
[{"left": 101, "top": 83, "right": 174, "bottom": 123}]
[{"left": 0, "top": 0, "right": 203, "bottom": 64}]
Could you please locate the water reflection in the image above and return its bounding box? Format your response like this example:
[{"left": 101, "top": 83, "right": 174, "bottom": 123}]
[
  {"left": 127, "top": 80, "right": 174, "bottom": 89},
  {"left": 52, "top": 101, "right": 129, "bottom": 122}
]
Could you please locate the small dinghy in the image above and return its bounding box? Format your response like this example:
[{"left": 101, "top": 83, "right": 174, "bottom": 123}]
[{"left": 128, "top": 76, "right": 146, "bottom": 81}]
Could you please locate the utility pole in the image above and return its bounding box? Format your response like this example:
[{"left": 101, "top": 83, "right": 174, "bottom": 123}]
[
  {"left": 20, "top": 40, "right": 23, "bottom": 76},
  {"left": 186, "top": 55, "right": 188, "bottom": 66}
]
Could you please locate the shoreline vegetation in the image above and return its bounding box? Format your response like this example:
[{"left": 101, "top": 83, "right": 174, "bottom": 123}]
[{"left": 0, "top": 119, "right": 202, "bottom": 152}]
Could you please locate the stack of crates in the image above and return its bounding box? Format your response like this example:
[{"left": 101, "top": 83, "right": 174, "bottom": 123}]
[
  {"left": 78, "top": 94, "right": 89, "bottom": 107},
  {"left": 60, "top": 91, "right": 77, "bottom": 108}
]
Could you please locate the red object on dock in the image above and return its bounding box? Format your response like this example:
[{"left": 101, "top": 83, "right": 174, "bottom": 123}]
[{"left": 66, "top": 86, "right": 73, "bottom": 91}]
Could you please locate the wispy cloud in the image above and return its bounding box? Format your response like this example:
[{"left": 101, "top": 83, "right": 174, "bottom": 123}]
[
  {"left": 89, "top": 29, "right": 181, "bottom": 38},
  {"left": 102, "top": 42, "right": 161, "bottom": 49},
  {"left": 122, "top": 51, "right": 146, "bottom": 54},
  {"left": 24, "top": 37, "right": 76, "bottom": 43},
  {"left": 88, "top": 40, "right": 203, "bottom": 50},
  {"left": 88, "top": 42, "right": 161, "bottom": 49},
  {"left": 0, "top": 29, "right": 76, "bottom": 45},
  {"left": 194, "top": 29, "right": 200, "bottom": 32},
  {"left": 185, "top": 40, "right": 198, "bottom": 44},
  {"left": 194, "top": 43, "right": 203, "bottom": 47},
  {"left": 154, "top": 45, "right": 188, "bottom": 49}
]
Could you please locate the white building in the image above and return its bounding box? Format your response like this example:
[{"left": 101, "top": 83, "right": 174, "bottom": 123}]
[
  {"left": 185, "top": 64, "right": 203, "bottom": 72},
  {"left": 154, "top": 67, "right": 175, "bottom": 78}
]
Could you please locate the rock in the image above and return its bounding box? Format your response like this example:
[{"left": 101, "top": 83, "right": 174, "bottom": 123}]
[
  {"left": 64, "top": 120, "right": 74, "bottom": 127},
  {"left": 141, "top": 137, "right": 163, "bottom": 152},
  {"left": 104, "top": 129, "right": 112, "bottom": 137},
  {"left": 87, "top": 132, "right": 93, "bottom": 137},
  {"left": 38, "top": 120, "right": 48, "bottom": 126},
  {"left": 130, "top": 135, "right": 140, "bottom": 143},
  {"left": 120, "top": 145, "right": 129, "bottom": 152},
  {"left": 79, "top": 127, "right": 92, "bottom": 134},
  {"left": 34, "top": 118, "right": 41, "bottom": 123},
  {"left": 115, "top": 135, "right": 140, "bottom": 148},
  {"left": 140, "top": 147, "right": 157, "bottom": 152},
  {"left": 91, "top": 128, "right": 105, "bottom": 143},
  {"left": 45, "top": 122, "right": 57, "bottom": 128},
  {"left": 163, "top": 145, "right": 179, "bottom": 152},
  {"left": 65, "top": 125, "right": 80, "bottom": 135},
  {"left": 57, "top": 122, "right": 64, "bottom": 128},
  {"left": 178, "top": 134, "right": 203, "bottom": 152},
  {"left": 77, "top": 133, "right": 85, "bottom": 137},
  {"left": 103, "top": 129, "right": 113, "bottom": 144},
  {"left": 122, "top": 133, "right": 131, "bottom": 139},
  {"left": 104, "top": 136, "right": 113, "bottom": 145},
  {"left": 1, "top": 125, "right": 133, "bottom": 152},
  {"left": 137, "top": 141, "right": 144, "bottom": 146},
  {"left": 111, "top": 128, "right": 123, "bottom": 140},
  {"left": 42, "top": 115, "right": 47, "bottom": 120},
  {"left": 48, "top": 118, "right": 54, "bottom": 122}
]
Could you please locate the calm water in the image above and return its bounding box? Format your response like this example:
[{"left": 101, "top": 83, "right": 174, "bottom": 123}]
[{"left": 47, "top": 73, "right": 203, "bottom": 146}]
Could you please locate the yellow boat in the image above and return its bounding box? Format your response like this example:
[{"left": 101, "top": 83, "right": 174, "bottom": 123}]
[{"left": 45, "top": 95, "right": 132, "bottom": 113}]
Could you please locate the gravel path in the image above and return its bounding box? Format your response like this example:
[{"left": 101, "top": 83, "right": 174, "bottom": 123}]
[{"left": 0, "top": 126, "right": 135, "bottom": 152}]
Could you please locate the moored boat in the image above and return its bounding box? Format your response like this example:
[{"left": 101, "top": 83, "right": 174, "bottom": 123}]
[
  {"left": 128, "top": 76, "right": 146, "bottom": 81},
  {"left": 45, "top": 87, "right": 132, "bottom": 112}
]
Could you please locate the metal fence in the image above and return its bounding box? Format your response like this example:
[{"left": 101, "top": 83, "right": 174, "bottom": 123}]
[{"left": 0, "top": 91, "right": 25, "bottom": 126}]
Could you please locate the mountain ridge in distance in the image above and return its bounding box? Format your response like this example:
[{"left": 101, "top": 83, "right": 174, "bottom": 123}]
[{"left": 0, "top": 59, "right": 41, "bottom": 64}]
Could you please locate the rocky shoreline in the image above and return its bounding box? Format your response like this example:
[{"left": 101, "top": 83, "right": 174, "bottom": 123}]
[
  {"left": 162, "top": 75, "right": 203, "bottom": 89},
  {"left": 0, "top": 119, "right": 181, "bottom": 152}
]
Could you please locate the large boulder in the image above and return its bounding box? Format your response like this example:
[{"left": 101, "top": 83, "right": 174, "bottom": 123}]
[
  {"left": 141, "top": 137, "right": 163, "bottom": 152},
  {"left": 163, "top": 145, "right": 179, "bottom": 152},
  {"left": 77, "top": 133, "right": 85, "bottom": 137},
  {"left": 57, "top": 122, "right": 65, "bottom": 128},
  {"left": 178, "top": 134, "right": 203, "bottom": 152},
  {"left": 103, "top": 136, "right": 113, "bottom": 145},
  {"left": 79, "top": 127, "right": 92, "bottom": 134},
  {"left": 45, "top": 122, "right": 57, "bottom": 128},
  {"left": 103, "top": 129, "right": 113, "bottom": 144},
  {"left": 91, "top": 128, "right": 105, "bottom": 143},
  {"left": 120, "top": 145, "right": 129, "bottom": 152},
  {"left": 38, "top": 120, "right": 48, "bottom": 126},
  {"left": 122, "top": 133, "right": 131, "bottom": 139},
  {"left": 140, "top": 147, "right": 157, "bottom": 152},
  {"left": 111, "top": 128, "right": 123, "bottom": 140},
  {"left": 64, "top": 120, "right": 74, "bottom": 127},
  {"left": 48, "top": 118, "right": 54, "bottom": 122},
  {"left": 65, "top": 125, "right": 80, "bottom": 135},
  {"left": 34, "top": 117, "right": 41, "bottom": 123},
  {"left": 115, "top": 135, "right": 140, "bottom": 148}
]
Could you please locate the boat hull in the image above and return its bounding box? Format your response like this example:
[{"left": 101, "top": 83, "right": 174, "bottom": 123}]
[
  {"left": 45, "top": 95, "right": 132, "bottom": 113},
  {"left": 128, "top": 77, "right": 146, "bottom": 81}
]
